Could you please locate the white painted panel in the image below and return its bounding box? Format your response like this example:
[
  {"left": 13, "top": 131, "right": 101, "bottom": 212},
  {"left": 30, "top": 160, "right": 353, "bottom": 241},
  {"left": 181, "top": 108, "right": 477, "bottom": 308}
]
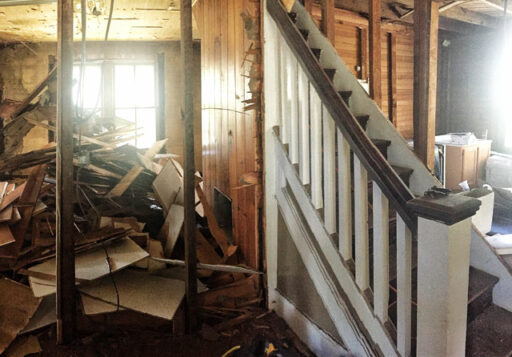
[{"left": 279, "top": 38, "right": 290, "bottom": 146}]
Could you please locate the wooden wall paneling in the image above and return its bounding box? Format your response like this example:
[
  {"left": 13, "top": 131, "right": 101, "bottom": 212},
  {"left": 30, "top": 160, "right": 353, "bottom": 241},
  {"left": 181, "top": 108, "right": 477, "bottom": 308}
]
[
  {"left": 358, "top": 27, "right": 368, "bottom": 80},
  {"left": 380, "top": 30, "right": 389, "bottom": 118},
  {"left": 321, "top": 0, "right": 336, "bottom": 44}
]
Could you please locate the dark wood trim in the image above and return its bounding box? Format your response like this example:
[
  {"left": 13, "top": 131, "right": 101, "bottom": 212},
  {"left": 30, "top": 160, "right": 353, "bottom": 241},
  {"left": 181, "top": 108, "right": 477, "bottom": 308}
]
[
  {"left": 56, "top": 0, "right": 76, "bottom": 344},
  {"left": 388, "top": 32, "right": 397, "bottom": 126},
  {"left": 369, "top": 0, "right": 382, "bottom": 106},
  {"left": 358, "top": 27, "right": 368, "bottom": 80},
  {"left": 407, "top": 193, "right": 481, "bottom": 226},
  {"left": 267, "top": 0, "right": 417, "bottom": 233}
]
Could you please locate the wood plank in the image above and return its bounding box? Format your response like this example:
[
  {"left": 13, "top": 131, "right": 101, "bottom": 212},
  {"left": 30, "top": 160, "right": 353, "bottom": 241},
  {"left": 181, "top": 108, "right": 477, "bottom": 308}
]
[
  {"left": 310, "top": 85, "right": 323, "bottom": 210},
  {"left": 369, "top": 0, "right": 382, "bottom": 106},
  {"left": 0, "top": 183, "right": 26, "bottom": 212},
  {"left": 321, "top": 0, "right": 336, "bottom": 45},
  {"left": 0, "top": 224, "right": 15, "bottom": 247},
  {"left": 298, "top": 67, "right": 310, "bottom": 185},
  {"left": 413, "top": 0, "right": 439, "bottom": 170},
  {"left": 107, "top": 165, "right": 143, "bottom": 197},
  {"left": 195, "top": 182, "right": 237, "bottom": 257}
]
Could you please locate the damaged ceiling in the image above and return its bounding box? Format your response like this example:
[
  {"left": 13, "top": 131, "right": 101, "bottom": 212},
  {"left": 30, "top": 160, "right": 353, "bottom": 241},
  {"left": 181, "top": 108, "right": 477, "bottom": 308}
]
[{"left": 0, "top": 0, "right": 199, "bottom": 43}]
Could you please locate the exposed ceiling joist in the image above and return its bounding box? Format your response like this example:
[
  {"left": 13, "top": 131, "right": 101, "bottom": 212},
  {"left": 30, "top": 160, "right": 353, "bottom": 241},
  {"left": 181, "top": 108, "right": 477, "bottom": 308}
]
[{"left": 0, "top": 0, "right": 54, "bottom": 6}]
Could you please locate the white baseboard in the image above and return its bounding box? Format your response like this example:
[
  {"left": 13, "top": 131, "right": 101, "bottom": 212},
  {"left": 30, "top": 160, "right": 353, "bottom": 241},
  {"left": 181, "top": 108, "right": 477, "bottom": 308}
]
[{"left": 269, "top": 290, "right": 348, "bottom": 356}]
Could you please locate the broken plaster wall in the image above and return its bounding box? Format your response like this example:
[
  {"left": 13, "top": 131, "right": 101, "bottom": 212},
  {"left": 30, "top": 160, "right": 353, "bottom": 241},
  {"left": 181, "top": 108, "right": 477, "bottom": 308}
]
[{"left": 0, "top": 41, "right": 202, "bottom": 167}]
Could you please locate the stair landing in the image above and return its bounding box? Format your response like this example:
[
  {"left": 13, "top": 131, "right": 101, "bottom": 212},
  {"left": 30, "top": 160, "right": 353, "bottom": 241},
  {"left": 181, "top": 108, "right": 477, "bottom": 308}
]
[{"left": 466, "top": 305, "right": 512, "bottom": 357}]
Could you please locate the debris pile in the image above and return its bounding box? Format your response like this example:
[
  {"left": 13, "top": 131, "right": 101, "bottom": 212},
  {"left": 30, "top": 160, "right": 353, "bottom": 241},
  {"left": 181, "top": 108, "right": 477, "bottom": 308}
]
[{"left": 0, "top": 101, "right": 262, "bottom": 353}]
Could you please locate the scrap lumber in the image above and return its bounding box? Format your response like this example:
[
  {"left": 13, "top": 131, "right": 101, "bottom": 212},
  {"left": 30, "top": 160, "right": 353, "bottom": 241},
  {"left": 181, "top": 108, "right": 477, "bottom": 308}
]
[
  {"left": 0, "top": 183, "right": 26, "bottom": 212},
  {"left": 158, "top": 204, "right": 184, "bottom": 257},
  {"left": 0, "top": 206, "right": 13, "bottom": 222},
  {"left": 134, "top": 238, "right": 166, "bottom": 272},
  {"left": 107, "top": 165, "right": 144, "bottom": 197},
  {"left": 0, "top": 225, "right": 15, "bottom": 247},
  {"left": 196, "top": 229, "right": 223, "bottom": 265},
  {"left": 198, "top": 275, "right": 260, "bottom": 307},
  {"left": 150, "top": 257, "right": 262, "bottom": 275},
  {"left": 195, "top": 183, "right": 237, "bottom": 257},
  {"left": 0, "top": 278, "right": 41, "bottom": 354},
  {"left": 79, "top": 269, "right": 185, "bottom": 320}
]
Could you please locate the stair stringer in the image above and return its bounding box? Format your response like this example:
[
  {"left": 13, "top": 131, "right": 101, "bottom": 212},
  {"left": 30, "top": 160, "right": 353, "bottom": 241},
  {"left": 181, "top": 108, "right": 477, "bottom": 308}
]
[
  {"left": 291, "top": 1, "right": 436, "bottom": 196},
  {"left": 275, "top": 133, "right": 399, "bottom": 357},
  {"left": 290, "top": 1, "right": 512, "bottom": 312}
]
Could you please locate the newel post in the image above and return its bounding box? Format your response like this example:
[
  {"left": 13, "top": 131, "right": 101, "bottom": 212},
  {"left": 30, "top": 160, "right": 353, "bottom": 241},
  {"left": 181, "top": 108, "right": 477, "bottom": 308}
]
[{"left": 407, "top": 188, "right": 481, "bottom": 357}]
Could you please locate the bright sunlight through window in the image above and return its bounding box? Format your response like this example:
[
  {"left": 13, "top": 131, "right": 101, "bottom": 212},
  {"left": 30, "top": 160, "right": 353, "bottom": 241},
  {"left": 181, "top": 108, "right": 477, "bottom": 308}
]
[
  {"left": 494, "top": 31, "right": 512, "bottom": 147},
  {"left": 73, "top": 62, "right": 157, "bottom": 149}
]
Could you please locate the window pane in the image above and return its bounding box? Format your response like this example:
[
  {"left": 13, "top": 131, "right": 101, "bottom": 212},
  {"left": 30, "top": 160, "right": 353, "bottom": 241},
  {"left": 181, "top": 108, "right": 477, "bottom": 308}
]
[
  {"left": 135, "top": 65, "right": 155, "bottom": 107},
  {"left": 136, "top": 108, "right": 156, "bottom": 149},
  {"left": 115, "top": 65, "right": 135, "bottom": 108},
  {"left": 115, "top": 109, "right": 136, "bottom": 146},
  {"left": 72, "top": 65, "right": 102, "bottom": 109}
]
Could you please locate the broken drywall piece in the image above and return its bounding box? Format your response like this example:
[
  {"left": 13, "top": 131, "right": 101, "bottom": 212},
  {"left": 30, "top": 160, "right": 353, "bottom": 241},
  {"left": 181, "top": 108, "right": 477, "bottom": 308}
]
[
  {"left": 155, "top": 267, "right": 208, "bottom": 293},
  {"left": 0, "top": 278, "right": 41, "bottom": 354},
  {"left": 28, "top": 237, "right": 149, "bottom": 297},
  {"left": 80, "top": 294, "right": 124, "bottom": 315},
  {"left": 152, "top": 160, "right": 182, "bottom": 212},
  {"left": 79, "top": 269, "right": 185, "bottom": 321},
  {"left": 20, "top": 294, "right": 55, "bottom": 334},
  {"left": 4, "top": 335, "right": 41, "bottom": 357},
  {"left": 157, "top": 204, "right": 184, "bottom": 257}
]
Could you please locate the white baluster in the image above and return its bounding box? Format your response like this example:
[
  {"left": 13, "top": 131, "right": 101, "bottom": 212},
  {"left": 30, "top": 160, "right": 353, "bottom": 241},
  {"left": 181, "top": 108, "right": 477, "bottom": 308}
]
[
  {"left": 288, "top": 50, "right": 299, "bottom": 165},
  {"left": 323, "top": 106, "right": 336, "bottom": 235},
  {"left": 337, "top": 130, "right": 352, "bottom": 261},
  {"left": 310, "top": 86, "right": 323, "bottom": 210},
  {"left": 279, "top": 40, "right": 290, "bottom": 146},
  {"left": 373, "top": 183, "right": 389, "bottom": 323},
  {"left": 354, "top": 156, "right": 369, "bottom": 291},
  {"left": 396, "top": 214, "right": 412, "bottom": 357},
  {"left": 298, "top": 67, "right": 310, "bottom": 185}
]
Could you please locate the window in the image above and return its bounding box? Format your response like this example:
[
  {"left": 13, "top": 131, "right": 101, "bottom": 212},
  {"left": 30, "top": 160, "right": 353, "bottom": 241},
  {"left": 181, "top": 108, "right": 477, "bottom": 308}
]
[{"left": 72, "top": 61, "right": 158, "bottom": 149}]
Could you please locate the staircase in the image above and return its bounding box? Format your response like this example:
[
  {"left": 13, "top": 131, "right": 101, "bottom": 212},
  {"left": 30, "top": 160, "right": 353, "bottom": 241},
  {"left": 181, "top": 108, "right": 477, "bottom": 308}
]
[{"left": 264, "top": 0, "right": 512, "bottom": 356}]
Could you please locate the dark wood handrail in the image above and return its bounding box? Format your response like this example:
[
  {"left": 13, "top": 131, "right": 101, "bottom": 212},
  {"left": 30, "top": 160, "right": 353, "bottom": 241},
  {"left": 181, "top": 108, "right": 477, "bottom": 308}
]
[{"left": 267, "top": 0, "right": 417, "bottom": 233}]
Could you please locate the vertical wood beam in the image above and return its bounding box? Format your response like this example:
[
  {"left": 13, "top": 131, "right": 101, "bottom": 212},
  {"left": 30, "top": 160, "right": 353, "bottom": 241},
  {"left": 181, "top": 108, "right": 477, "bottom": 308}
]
[
  {"left": 369, "top": 0, "right": 382, "bottom": 106},
  {"left": 321, "top": 0, "right": 335, "bottom": 45},
  {"left": 180, "top": 0, "right": 198, "bottom": 332},
  {"left": 56, "top": 0, "right": 76, "bottom": 344},
  {"left": 413, "top": 0, "right": 439, "bottom": 170},
  {"left": 388, "top": 32, "right": 397, "bottom": 126},
  {"left": 304, "top": 0, "right": 313, "bottom": 13}
]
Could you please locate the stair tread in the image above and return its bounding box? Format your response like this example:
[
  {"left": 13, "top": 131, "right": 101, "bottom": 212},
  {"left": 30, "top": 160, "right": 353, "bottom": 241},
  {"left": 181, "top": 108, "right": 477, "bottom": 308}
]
[
  {"left": 466, "top": 305, "right": 512, "bottom": 357},
  {"left": 310, "top": 48, "right": 321, "bottom": 60},
  {"left": 467, "top": 267, "right": 499, "bottom": 304},
  {"left": 371, "top": 138, "right": 392, "bottom": 147},
  {"left": 390, "top": 165, "right": 413, "bottom": 176}
]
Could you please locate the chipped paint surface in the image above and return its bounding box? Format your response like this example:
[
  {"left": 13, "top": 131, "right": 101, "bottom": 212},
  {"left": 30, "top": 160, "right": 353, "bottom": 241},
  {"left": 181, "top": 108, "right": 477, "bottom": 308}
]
[{"left": 0, "top": 0, "right": 199, "bottom": 42}]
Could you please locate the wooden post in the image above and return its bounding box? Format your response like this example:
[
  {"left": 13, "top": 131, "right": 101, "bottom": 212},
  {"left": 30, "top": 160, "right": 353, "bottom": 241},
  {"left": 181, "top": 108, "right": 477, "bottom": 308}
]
[
  {"left": 413, "top": 0, "right": 439, "bottom": 170},
  {"left": 369, "top": 0, "right": 382, "bottom": 106},
  {"left": 321, "top": 0, "right": 335, "bottom": 45},
  {"left": 180, "top": 0, "right": 198, "bottom": 332},
  {"left": 56, "top": 0, "right": 76, "bottom": 344},
  {"left": 408, "top": 191, "right": 481, "bottom": 356}
]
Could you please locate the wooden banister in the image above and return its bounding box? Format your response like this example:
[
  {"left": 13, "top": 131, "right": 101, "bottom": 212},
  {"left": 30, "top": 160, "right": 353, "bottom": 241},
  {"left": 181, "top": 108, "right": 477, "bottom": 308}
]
[{"left": 267, "top": 0, "right": 417, "bottom": 233}]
